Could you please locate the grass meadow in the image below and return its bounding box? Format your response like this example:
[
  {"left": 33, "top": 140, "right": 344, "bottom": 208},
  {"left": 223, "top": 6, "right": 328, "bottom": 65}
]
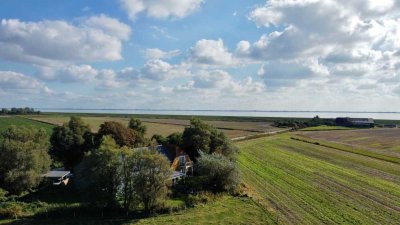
[
  {"left": 237, "top": 133, "right": 400, "bottom": 224},
  {"left": 0, "top": 196, "right": 271, "bottom": 225},
  {"left": 0, "top": 116, "right": 54, "bottom": 135}
]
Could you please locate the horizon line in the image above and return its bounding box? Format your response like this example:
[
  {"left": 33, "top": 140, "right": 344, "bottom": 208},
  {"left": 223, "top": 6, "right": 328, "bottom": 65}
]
[{"left": 35, "top": 108, "right": 400, "bottom": 114}]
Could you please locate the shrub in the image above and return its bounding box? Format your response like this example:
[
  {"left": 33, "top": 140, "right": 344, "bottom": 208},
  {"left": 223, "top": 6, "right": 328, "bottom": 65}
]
[
  {"left": 197, "top": 152, "right": 241, "bottom": 193},
  {"left": 0, "top": 202, "right": 23, "bottom": 219}
]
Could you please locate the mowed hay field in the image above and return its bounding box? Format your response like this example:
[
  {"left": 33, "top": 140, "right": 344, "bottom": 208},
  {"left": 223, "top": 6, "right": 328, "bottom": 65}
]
[
  {"left": 0, "top": 116, "right": 54, "bottom": 135},
  {"left": 26, "top": 115, "right": 280, "bottom": 138},
  {"left": 299, "top": 128, "right": 400, "bottom": 158},
  {"left": 237, "top": 133, "right": 400, "bottom": 224}
]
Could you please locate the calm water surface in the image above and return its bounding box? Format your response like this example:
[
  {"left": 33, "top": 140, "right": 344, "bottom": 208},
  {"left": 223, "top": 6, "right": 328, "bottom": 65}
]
[{"left": 38, "top": 109, "right": 400, "bottom": 120}]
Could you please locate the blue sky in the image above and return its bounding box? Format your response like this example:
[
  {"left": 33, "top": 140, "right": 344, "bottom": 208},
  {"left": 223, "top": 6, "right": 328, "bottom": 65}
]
[{"left": 1, "top": 0, "right": 400, "bottom": 111}]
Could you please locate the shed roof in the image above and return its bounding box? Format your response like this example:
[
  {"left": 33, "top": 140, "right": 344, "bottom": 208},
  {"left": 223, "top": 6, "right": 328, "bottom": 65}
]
[{"left": 41, "top": 170, "right": 71, "bottom": 178}]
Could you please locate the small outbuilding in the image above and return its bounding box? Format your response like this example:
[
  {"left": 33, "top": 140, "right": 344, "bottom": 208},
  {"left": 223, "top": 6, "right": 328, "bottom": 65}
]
[{"left": 41, "top": 170, "right": 71, "bottom": 186}]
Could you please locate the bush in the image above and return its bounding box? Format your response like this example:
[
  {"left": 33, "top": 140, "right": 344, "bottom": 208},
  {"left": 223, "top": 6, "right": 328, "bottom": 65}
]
[
  {"left": 0, "top": 202, "right": 23, "bottom": 219},
  {"left": 0, "top": 188, "right": 8, "bottom": 202},
  {"left": 197, "top": 152, "right": 241, "bottom": 193},
  {"left": 184, "top": 192, "right": 221, "bottom": 207}
]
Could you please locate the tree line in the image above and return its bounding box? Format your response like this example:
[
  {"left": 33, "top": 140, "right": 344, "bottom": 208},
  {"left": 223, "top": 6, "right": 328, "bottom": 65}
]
[{"left": 0, "top": 107, "right": 40, "bottom": 115}]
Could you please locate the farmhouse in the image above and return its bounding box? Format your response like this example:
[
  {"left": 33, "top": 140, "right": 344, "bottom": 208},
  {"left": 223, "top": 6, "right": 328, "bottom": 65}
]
[{"left": 335, "top": 117, "right": 374, "bottom": 128}]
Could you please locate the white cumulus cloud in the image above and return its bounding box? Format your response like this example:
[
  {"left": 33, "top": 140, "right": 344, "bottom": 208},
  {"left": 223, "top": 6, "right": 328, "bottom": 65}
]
[
  {"left": 0, "top": 15, "right": 131, "bottom": 66},
  {"left": 120, "top": 0, "right": 203, "bottom": 20}
]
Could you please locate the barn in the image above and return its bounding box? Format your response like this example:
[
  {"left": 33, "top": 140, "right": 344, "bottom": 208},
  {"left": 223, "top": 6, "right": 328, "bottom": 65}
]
[{"left": 335, "top": 117, "right": 374, "bottom": 128}]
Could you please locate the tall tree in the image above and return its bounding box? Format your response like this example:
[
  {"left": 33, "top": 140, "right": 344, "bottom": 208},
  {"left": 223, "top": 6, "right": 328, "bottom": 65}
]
[
  {"left": 75, "top": 137, "right": 172, "bottom": 212},
  {"left": 50, "top": 116, "right": 92, "bottom": 169},
  {"left": 0, "top": 126, "right": 51, "bottom": 195},
  {"left": 132, "top": 149, "right": 172, "bottom": 212},
  {"left": 75, "top": 136, "right": 122, "bottom": 208},
  {"left": 182, "top": 118, "right": 238, "bottom": 160},
  {"left": 97, "top": 121, "right": 139, "bottom": 148},
  {"left": 128, "top": 118, "right": 146, "bottom": 136},
  {"left": 182, "top": 118, "right": 212, "bottom": 160}
]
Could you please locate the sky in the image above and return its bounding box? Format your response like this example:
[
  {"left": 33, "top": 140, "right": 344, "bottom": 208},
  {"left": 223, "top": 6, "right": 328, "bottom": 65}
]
[{"left": 0, "top": 0, "right": 400, "bottom": 111}]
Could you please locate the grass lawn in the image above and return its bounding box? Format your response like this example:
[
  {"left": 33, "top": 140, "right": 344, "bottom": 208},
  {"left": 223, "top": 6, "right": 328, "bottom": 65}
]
[
  {"left": 237, "top": 133, "right": 400, "bottom": 224},
  {"left": 0, "top": 196, "right": 272, "bottom": 225},
  {"left": 0, "top": 116, "right": 54, "bottom": 135}
]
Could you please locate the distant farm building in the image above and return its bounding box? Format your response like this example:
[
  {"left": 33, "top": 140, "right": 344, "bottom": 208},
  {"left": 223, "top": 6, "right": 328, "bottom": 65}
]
[
  {"left": 335, "top": 117, "right": 374, "bottom": 128},
  {"left": 383, "top": 124, "right": 398, "bottom": 128}
]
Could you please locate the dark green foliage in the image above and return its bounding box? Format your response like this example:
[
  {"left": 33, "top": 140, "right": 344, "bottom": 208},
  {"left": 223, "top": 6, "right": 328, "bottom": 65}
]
[
  {"left": 151, "top": 134, "right": 167, "bottom": 145},
  {"left": 166, "top": 132, "right": 183, "bottom": 146},
  {"left": 97, "top": 121, "right": 139, "bottom": 148},
  {"left": 50, "top": 116, "right": 92, "bottom": 169},
  {"left": 131, "top": 149, "right": 172, "bottom": 212},
  {"left": 0, "top": 107, "right": 40, "bottom": 115},
  {"left": 128, "top": 118, "right": 146, "bottom": 135},
  {"left": 75, "top": 136, "right": 122, "bottom": 208},
  {"left": 0, "top": 188, "right": 8, "bottom": 202},
  {"left": 182, "top": 118, "right": 212, "bottom": 159},
  {"left": 0, "top": 126, "right": 51, "bottom": 195},
  {"left": 75, "top": 136, "right": 171, "bottom": 212},
  {"left": 273, "top": 115, "right": 334, "bottom": 129},
  {"left": 197, "top": 152, "right": 241, "bottom": 193},
  {"left": 182, "top": 118, "right": 238, "bottom": 160}
]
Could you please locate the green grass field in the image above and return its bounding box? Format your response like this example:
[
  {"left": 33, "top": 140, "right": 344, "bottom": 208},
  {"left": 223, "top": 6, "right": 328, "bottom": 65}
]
[
  {"left": 0, "top": 197, "right": 271, "bottom": 225},
  {"left": 0, "top": 116, "right": 54, "bottom": 135},
  {"left": 237, "top": 133, "right": 400, "bottom": 224}
]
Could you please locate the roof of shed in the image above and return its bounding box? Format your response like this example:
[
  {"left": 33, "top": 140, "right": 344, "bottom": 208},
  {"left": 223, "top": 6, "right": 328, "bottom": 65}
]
[{"left": 41, "top": 170, "right": 71, "bottom": 178}]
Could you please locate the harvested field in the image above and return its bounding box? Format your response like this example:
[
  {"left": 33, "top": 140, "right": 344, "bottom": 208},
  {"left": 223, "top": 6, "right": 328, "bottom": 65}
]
[
  {"left": 299, "top": 128, "right": 400, "bottom": 158},
  {"left": 26, "top": 115, "right": 280, "bottom": 138},
  {"left": 237, "top": 133, "right": 400, "bottom": 224}
]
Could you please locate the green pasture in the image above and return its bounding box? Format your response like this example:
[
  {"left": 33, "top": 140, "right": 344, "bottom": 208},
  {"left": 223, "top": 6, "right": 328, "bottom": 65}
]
[
  {"left": 0, "top": 116, "right": 54, "bottom": 135},
  {"left": 237, "top": 133, "right": 400, "bottom": 225}
]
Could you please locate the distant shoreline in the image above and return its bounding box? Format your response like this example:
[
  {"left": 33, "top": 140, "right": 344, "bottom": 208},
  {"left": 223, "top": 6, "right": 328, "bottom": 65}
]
[
  {"left": 34, "top": 108, "right": 400, "bottom": 121},
  {"left": 37, "top": 108, "right": 400, "bottom": 114}
]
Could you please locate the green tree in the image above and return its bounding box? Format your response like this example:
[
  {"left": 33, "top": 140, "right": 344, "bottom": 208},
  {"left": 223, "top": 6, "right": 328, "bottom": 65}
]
[
  {"left": 75, "top": 136, "right": 122, "bottom": 208},
  {"left": 75, "top": 138, "right": 172, "bottom": 212},
  {"left": 182, "top": 118, "right": 212, "bottom": 159},
  {"left": 167, "top": 132, "right": 183, "bottom": 147},
  {"left": 151, "top": 134, "right": 167, "bottom": 145},
  {"left": 50, "top": 116, "right": 92, "bottom": 169},
  {"left": 197, "top": 152, "right": 241, "bottom": 193},
  {"left": 128, "top": 118, "right": 146, "bottom": 135},
  {"left": 132, "top": 149, "right": 172, "bottom": 212},
  {"left": 182, "top": 118, "right": 238, "bottom": 160},
  {"left": 97, "top": 121, "right": 139, "bottom": 148},
  {"left": 0, "top": 126, "right": 51, "bottom": 195}
]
